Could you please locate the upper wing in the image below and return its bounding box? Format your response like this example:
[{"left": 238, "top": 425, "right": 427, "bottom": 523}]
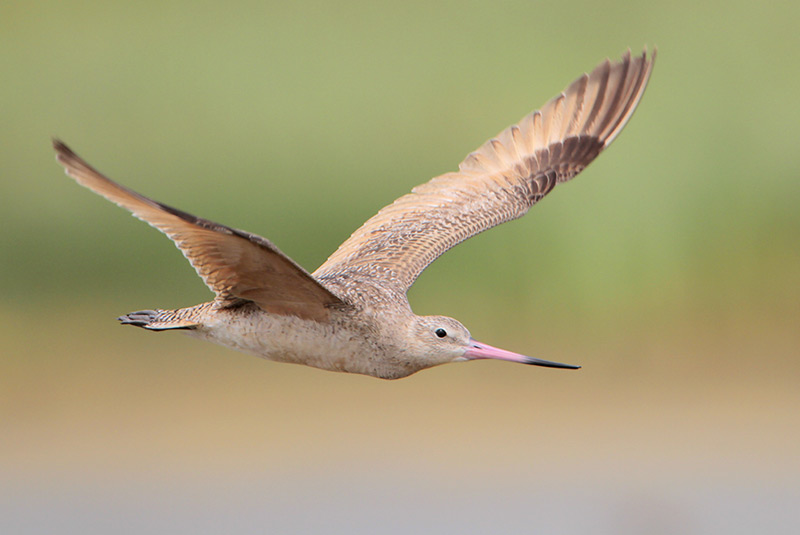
[
  {"left": 314, "top": 49, "right": 655, "bottom": 295},
  {"left": 54, "top": 140, "right": 348, "bottom": 322}
]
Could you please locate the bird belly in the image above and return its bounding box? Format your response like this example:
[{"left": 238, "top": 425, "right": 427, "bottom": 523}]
[{"left": 183, "top": 308, "right": 409, "bottom": 378}]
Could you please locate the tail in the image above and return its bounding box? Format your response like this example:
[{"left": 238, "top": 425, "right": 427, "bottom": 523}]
[{"left": 118, "top": 309, "right": 202, "bottom": 331}]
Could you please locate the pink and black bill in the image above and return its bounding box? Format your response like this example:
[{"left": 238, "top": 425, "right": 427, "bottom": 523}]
[{"left": 465, "top": 339, "right": 580, "bottom": 370}]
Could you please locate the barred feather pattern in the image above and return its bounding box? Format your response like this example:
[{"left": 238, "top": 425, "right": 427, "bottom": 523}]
[{"left": 315, "top": 49, "right": 654, "bottom": 300}]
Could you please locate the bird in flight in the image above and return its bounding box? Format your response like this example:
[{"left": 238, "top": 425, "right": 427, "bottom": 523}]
[{"left": 55, "top": 49, "right": 654, "bottom": 379}]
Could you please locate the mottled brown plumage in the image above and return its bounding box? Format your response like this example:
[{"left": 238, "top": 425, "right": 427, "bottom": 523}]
[
  {"left": 54, "top": 141, "right": 346, "bottom": 322},
  {"left": 54, "top": 49, "right": 654, "bottom": 379},
  {"left": 315, "top": 49, "right": 653, "bottom": 299}
]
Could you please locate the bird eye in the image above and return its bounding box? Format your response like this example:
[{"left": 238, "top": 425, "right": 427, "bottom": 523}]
[{"left": 435, "top": 328, "right": 447, "bottom": 338}]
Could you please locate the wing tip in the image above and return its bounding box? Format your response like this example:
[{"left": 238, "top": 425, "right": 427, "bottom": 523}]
[
  {"left": 52, "top": 137, "right": 76, "bottom": 157},
  {"left": 52, "top": 138, "right": 88, "bottom": 177},
  {"left": 52, "top": 137, "right": 71, "bottom": 163},
  {"left": 600, "top": 45, "right": 656, "bottom": 147}
]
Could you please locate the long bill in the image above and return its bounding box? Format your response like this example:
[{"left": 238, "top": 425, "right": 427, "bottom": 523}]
[{"left": 464, "top": 339, "right": 580, "bottom": 370}]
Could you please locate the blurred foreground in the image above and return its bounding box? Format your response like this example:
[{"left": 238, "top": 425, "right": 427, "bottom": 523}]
[{"left": 2, "top": 298, "right": 798, "bottom": 534}]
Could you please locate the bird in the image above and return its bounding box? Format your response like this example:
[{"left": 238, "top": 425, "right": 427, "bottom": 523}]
[{"left": 54, "top": 48, "right": 654, "bottom": 380}]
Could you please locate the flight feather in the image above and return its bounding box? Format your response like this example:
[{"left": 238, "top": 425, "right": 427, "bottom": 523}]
[
  {"left": 54, "top": 140, "right": 347, "bottom": 321},
  {"left": 314, "top": 49, "right": 655, "bottom": 295}
]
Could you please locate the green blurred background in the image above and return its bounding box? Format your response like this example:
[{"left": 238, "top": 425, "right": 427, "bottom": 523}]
[{"left": 2, "top": 0, "right": 798, "bottom": 533}]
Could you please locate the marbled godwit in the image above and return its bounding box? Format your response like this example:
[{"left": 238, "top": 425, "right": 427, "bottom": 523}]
[{"left": 54, "top": 49, "right": 654, "bottom": 379}]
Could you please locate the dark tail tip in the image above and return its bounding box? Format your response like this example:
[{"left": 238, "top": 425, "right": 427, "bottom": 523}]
[{"left": 118, "top": 310, "right": 159, "bottom": 328}]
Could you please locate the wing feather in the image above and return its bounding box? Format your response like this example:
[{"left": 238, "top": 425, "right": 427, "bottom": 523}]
[
  {"left": 54, "top": 141, "right": 347, "bottom": 321},
  {"left": 315, "top": 49, "right": 655, "bottom": 296}
]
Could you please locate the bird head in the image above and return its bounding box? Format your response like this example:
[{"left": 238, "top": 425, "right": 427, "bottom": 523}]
[{"left": 411, "top": 315, "right": 581, "bottom": 370}]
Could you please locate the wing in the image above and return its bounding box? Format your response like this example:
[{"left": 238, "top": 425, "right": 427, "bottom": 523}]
[
  {"left": 54, "top": 140, "right": 348, "bottom": 322},
  {"left": 314, "top": 49, "right": 655, "bottom": 295}
]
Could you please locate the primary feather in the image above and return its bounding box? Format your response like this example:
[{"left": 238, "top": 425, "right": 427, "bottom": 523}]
[{"left": 315, "top": 49, "right": 655, "bottom": 296}]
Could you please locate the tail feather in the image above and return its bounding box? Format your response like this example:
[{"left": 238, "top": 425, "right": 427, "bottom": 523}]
[{"left": 118, "top": 309, "right": 202, "bottom": 331}]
